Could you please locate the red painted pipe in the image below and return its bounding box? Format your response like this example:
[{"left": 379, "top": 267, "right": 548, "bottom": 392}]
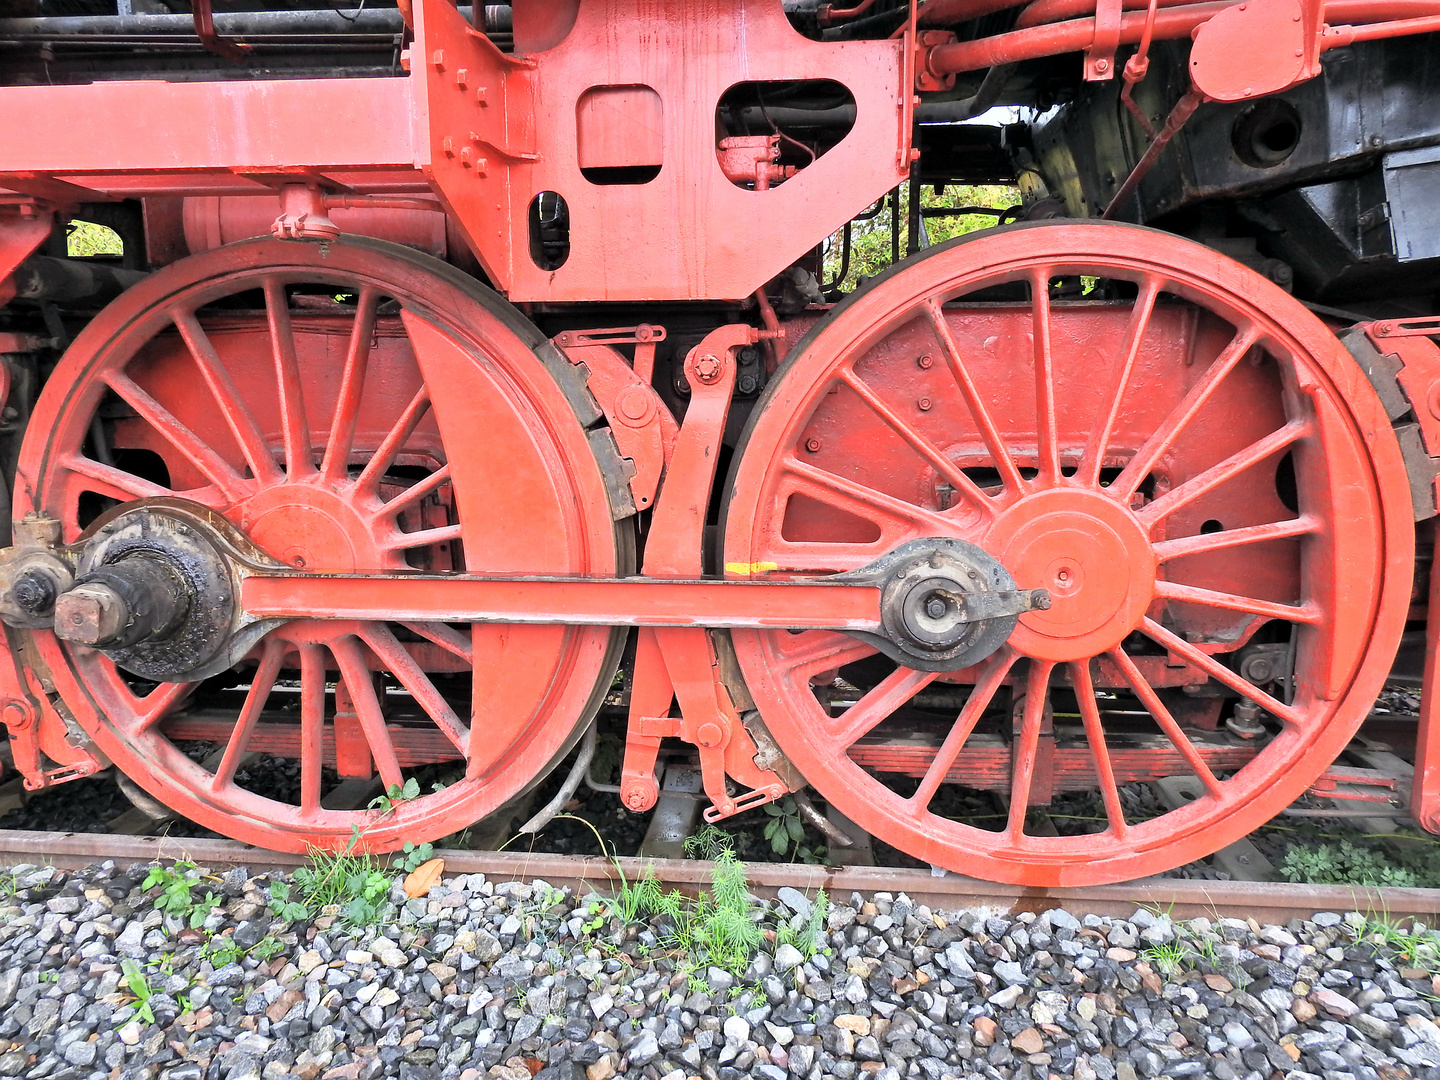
[
  {"left": 1017, "top": 0, "right": 1440, "bottom": 26},
  {"left": 925, "top": 2, "right": 1227, "bottom": 74},
  {"left": 925, "top": 0, "right": 1440, "bottom": 74}
]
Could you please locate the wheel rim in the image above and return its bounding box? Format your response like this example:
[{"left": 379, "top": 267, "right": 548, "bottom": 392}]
[
  {"left": 17, "top": 237, "right": 628, "bottom": 852},
  {"left": 723, "top": 222, "right": 1412, "bottom": 886}
]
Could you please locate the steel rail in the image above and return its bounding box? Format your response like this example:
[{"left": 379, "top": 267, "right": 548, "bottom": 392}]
[{"left": 1, "top": 828, "right": 1437, "bottom": 923}]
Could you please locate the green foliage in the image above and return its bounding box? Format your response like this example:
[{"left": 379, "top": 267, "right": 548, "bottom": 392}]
[
  {"left": 684, "top": 824, "right": 735, "bottom": 861},
  {"left": 120, "top": 959, "right": 156, "bottom": 1026},
  {"left": 763, "top": 797, "right": 805, "bottom": 856},
  {"left": 821, "top": 185, "right": 1020, "bottom": 292},
  {"left": 369, "top": 777, "right": 422, "bottom": 814},
  {"left": 202, "top": 931, "right": 284, "bottom": 970},
  {"left": 392, "top": 840, "right": 436, "bottom": 874},
  {"left": 142, "top": 861, "right": 222, "bottom": 930},
  {"left": 1141, "top": 941, "right": 1190, "bottom": 979},
  {"left": 1278, "top": 839, "right": 1439, "bottom": 888},
  {"left": 778, "top": 889, "right": 830, "bottom": 960},
  {"left": 67, "top": 220, "right": 122, "bottom": 258},
  {"left": 1350, "top": 915, "right": 1440, "bottom": 973},
  {"left": 269, "top": 847, "right": 393, "bottom": 929}
]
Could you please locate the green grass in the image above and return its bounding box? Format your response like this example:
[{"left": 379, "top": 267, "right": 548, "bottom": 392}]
[{"left": 268, "top": 846, "right": 393, "bottom": 929}]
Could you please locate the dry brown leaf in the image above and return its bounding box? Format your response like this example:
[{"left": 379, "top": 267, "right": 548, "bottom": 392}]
[{"left": 403, "top": 858, "right": 445, "bottom": 898}]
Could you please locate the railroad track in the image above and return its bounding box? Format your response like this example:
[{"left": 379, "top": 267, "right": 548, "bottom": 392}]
[{"left": 3, "top": 827, "right": 1438, "bottom": 925}]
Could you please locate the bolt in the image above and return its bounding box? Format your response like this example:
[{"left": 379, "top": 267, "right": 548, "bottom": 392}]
[
  {"left": 917, "top": 354, "right": 934, "bottom": 369},
  {"left": 693, "top": 354, "right": 722, "bottom": 383},
  {"left": 1, "top": 701, "right": 30, "bottom": 729},
  {"left": 925, "top": 597, "right": 947, "bottom": 619},
  {"left": 695, "top": 721, "right": 724, "bottom": 747},
  {"left": 1095, "top": 58, "right": 1109, "bottom": 72},
  {"left": 623, "top": 788, "right": 648, "bottom": 811},
  {"left": 738, "top": 374, "right": 758, "bottom": 395},
  {"left": 918, "top": 397, "right": 932, "bottom": 411},
  {"left": 805, "top": 438, "right": 822, "bottom": 453},
  {"left": 53, "top": 582, "right": 128, "bottom": 647},
  {"left": 431, "top": 48, "right": 445, "bottom": 70},
  {"left": 11, "top": 570, "right": 56, "bottom": 615}
]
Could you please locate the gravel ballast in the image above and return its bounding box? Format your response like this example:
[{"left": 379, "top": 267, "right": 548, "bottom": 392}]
[{"left": 0, "top": 860, "right": 1436, "bottom": 1080}]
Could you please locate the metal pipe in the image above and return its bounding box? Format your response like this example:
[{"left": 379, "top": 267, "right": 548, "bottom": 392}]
[
  {"left": 0, "top": 6, "right": 478, "bottom": 36},
  {"left": 792, "top": 789, "right": 854, "bottom": 847},
  {"left": 10, "top": 256, "right": 145, "bottom": 305},
  {"left": 1101, "top": 88, "right": 1202, "bottom": 219},
  {"left": 925, "top": 0, "right": 1440, "bottom": 74},
  {"left": 925, "top": 2, "right": 1228, "bottom": 74},
  {"left": 519, "top": 720, "right": 597, "bottom": 835},
  {"left": 1017, "top": 0, "right": 1439, "bottom": 27}
]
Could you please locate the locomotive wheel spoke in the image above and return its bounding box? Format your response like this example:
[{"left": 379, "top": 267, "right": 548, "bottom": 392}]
[
  {"left": 1151, "top": 580, "right": 1321, "bottom": 623},
  {"left": 909, "top": 648, "right": 1016, "bottom": 810},
  {"left": 298, "top": 643, "right": 325, "bottom": 814},
  {"left": 321, "top": 287, "right": 381, "bottom": 483},
  {"left": 781, "top": 456, "right": 954, "bottom": 538},
  {"left": 401, "top": 621, "right": 473, "bottom": 664},
  {"left": 354, "top": 388, "right": 431, "bottom": 498},
  {"left": 60, "top": 454, "right": 176, "bottom": 505},
  {"left": 102, "top": 372, "right": 250, "bottom": 502},
  {"left": 1029, "top": 269, "right": 1060, "bottom": 485},
  {"left": 1141, "top": 419, "right": 1312, "bottom": 524},
  {"left": 210, "top": 642, "right": 284, "bottom": 791},
  {"left": 378, "top": 523, "right": 464, "bottom": 552},
  {"left": 1139, "top": 617, "right": 1303, "bottom": 726},
  {"left": 1070, "top": 660, "right": 1129, "bottom": 839},
  {"left": 768, "top": 629, "right": 878, "bottom": 680},
  {"left": 1006, "top": 660, "right": 1055, "bottom": 843},
  {"left": 171, "top": 307, "right": 284, "bottom": 486},
  {"left": 836, "top": 370, "right": 996, "bottom": 517},
  {"left": 377, "top": 464, "right": 452, "bottom": 519},
  {"left": 726, "top": 223, "right": 1410, "bottom": 886},
  {"left": 359, "top": 624, "right": 470, "bottom": 757},
  {"left": 332, "top": 635, "right": 405, "bottom": 793},
  {"left": 924, "top": 298, "right": 1025, "bottom": 495},
  {"left": 133, "top": 681, "right": 192, "bottom": 732},
  {"left": 1152, "top": 515, "right": 1319, "bottom": 561},
  {"left": 25, "top": 238, "right": 628, "bottom": 855},
  {"left": 263, "top": 279, "right": 315, "bottom": 479},
  {"left": 1111, "top": 323, "right": 1260, "bottom": 503},
  {"left": 831, "top": 666, "right": 939, "bottom": 749},
  {"left": 1077, "top": 276, "right": 1161, "bottom": 487},
  {"left": 1109, "top": 646, "right": 1223, "bottom": 797}
]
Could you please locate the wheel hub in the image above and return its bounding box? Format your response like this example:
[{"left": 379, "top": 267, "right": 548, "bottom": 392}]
[
  {"left": 239, "top": 483, "right": 385, "bottom": 573},
  {"left": 985, "top": 488, "right": 1156, "bottom": 662}
]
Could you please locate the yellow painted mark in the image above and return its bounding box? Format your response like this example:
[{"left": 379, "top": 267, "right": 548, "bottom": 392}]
[{"left": 724, "top": 561, "right": 778, "bottom": 576}]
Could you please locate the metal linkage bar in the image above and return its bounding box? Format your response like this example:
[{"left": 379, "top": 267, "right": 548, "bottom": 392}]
[{"left": 240, "top": 573, "right": 883, "bottom": 631}]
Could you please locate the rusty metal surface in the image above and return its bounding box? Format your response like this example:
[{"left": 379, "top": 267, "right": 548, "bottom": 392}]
[{"left": 0, "top": 827, "right": 1437, "bottom": 923}]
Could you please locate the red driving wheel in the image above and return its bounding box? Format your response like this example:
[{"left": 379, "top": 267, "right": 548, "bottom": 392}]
[
  {"left": 723, "top": 222, "right": 1412, "bottom": 886},
  {"left": 16, "top": 237, "right": 629, "bottom": 852}
]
